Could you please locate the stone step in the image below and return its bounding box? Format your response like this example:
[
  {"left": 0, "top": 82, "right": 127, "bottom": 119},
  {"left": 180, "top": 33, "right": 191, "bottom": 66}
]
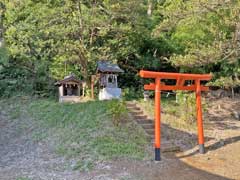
[
  {"left": 136, "top": 119, "right": 153, "bottom": 125},
  {"left": 145, "top": 129, "right": 154, "bottom": 135},
  {"left": 126, "top": 103, "right": 137, "bottom": 107},
  {"left": 146, "top": 134, "right": 154, "bottom": 141},
  {"left": 127, "top": 107, "right": 142, "bottom": 113},
  {"left": 127, "top": 102, "right": 159, "bottom": 145},
  {"left": 126, "top": 105, "right": 141, "bottom": 110},
  {"left": 126, "top": 102, "right": 137, "bottom": 107},
  {"left": 126, "top": 102, "right": 181, "bottom": 153},
  {"left": 130, "top": 110, "right": 144, "bottom": 116},
  {"left": 133, "top": 115, "right": 148, "bottom": 120},
  {"left": 141, "top": 124, "right": 154, "bottom": 129}
]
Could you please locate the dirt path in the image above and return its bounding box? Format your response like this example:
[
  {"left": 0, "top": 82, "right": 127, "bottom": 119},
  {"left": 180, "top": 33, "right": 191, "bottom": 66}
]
[
  {"left": 0, "top": 98, "right": 239, "bottom": 180},
  {"left": 178, "top": 97, "right": 240, "bottom": 180},
  {"left": 0, "top": 109, "right": 82, "bottom": 180}
]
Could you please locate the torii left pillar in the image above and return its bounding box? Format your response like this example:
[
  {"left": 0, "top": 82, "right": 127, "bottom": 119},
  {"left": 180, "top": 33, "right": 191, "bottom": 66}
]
[{"left": 154, "top": 78, "right": 161, "bottom": 160}]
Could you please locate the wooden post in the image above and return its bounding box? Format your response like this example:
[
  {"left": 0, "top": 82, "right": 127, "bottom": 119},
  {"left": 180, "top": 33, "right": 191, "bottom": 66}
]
[
  {"left": 196, "top": 79, "right": 205, "bottom": 154},
  {"left": 155, "top": 78, "right": 161, "bottom": 161},
  {"left": 91, "top": 75, "right": 94, "bottom": 99},
  {"left": 78, "top": 85, "right": 80, "bottom": 96},
  {"left": 82, "top": 82, "right": 86, "bottom": 97}
]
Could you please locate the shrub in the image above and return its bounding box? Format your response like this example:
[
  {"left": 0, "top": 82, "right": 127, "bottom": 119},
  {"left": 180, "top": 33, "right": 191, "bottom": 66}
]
[
  {"left": 176, "top": 91, "right": 196, "bottom": 124},
  {"left": 176, "top": 91, "right": 207, "bottom": 124},
  {"left": 122, "top": 87, "right": 144, "bottom": 100},
  {"left": 107, "top": 100, "right": 128, "bottom": 126}
]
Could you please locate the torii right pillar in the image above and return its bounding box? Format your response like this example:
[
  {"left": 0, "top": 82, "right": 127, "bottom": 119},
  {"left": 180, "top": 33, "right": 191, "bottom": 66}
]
[
  {"left": 196, "top": 79, "right": 205, "bottom": 153},
  {"left": 140, "top": 70, "right": 212, "bottom": 161}
]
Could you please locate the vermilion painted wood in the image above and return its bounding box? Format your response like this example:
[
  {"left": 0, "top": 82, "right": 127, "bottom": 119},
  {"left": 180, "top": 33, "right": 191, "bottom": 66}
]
[
  {"left": 154, "top": 78, "right": 161, "bottom": 149},
  {"left": 139, "top": 70, "right": 212, "bottom": 80},
  {"left": 144, "top": 84, "right": 209, "bottom": 91},
  {"left": 139, "top": 70, "right": 212, "bottom": 160},
  {"left": 196, "top": 79, "right": 204, "bottom": 146},
  {"left": 176, "top": 78, "right": 185, "bottom": 87}
]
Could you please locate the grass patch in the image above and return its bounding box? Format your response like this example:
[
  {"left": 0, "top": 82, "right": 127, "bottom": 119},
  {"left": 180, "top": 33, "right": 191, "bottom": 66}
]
[
  {"left": 73, "top": 159, "right": 94, "bottom": 171},
  {"left": 0, "top": 96, "right": 149, "bottom": 171},
  {"left": 16, "top": 177, "right": 31, "bottom": 180},
  {"left": 137, "top": 95, "right": 200, "bottom": 131}
]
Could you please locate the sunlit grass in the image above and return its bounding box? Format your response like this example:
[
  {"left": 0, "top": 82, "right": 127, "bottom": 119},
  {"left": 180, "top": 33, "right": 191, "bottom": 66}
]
[
  {"left": 137, "top": 96, "right": 198, "bottom": 131},
  {"left": 0, "top": 97, "right": 150, "bottom": 171},
  {"left": 16, "top": 177, "right": 31, "bottom": 180}
]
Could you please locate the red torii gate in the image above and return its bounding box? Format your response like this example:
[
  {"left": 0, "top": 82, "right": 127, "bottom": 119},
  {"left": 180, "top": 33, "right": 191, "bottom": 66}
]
[{"left": 139, "top": 70, "right": 212, "bottom": 161}]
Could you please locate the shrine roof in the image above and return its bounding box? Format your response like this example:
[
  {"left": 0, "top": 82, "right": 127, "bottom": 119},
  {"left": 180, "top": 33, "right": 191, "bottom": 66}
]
[
  {"left": 55, "top": 74, "right": 82, "bottom": 86},
  {"left": 97, "top": 61, "right": 124, "bottom": 73}
]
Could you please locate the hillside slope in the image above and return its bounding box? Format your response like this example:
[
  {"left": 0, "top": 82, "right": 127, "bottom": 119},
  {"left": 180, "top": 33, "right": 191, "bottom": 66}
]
[{"left": 0, "top": 97, "right": 239, "bottom": 180}]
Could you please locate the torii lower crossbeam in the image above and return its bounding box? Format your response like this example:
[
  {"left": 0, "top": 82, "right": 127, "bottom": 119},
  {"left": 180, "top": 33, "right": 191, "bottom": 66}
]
[{"left": 140, "top": 70, "right": 212, "bottom": 161}]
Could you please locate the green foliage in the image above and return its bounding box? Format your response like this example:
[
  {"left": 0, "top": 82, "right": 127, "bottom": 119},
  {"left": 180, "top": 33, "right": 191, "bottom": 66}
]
[
  {"left": 176, "top": 91, "right": 208, "bottom": 125},
  {"left": 176, "top": 91, "right": 196, "bottom": 124},
  {"left": 154, "top": 0, "right": 240, "bottom": 88},
  {"left": 1, "top": 0, "right": 239, "bottom": 97},
  {"left": 208, "top": 76, "right": 240, "bottom": 89},
  {"left": 107, "top": 99, "right": 128, "bottom": 126},
  {"left": 73, "top": 159, "right": 94, "bottom": 171},
  {"left": 137, "top": 93, "right": 208, "bottom": 130},
  {"left": 0, "top": 47, "right": 8, "bottom": 67},
  {"left": 16, "top": 177, "right": 31, "bottom": 180},
  {"left": 0, "top": 0, "right": 175, "bottom": 97},
  {"left": 122, "top": 87, "right": 144, "bottom": 101}
]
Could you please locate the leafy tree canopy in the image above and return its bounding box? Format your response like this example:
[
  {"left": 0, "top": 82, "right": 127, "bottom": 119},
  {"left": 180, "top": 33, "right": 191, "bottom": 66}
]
[
  {"left": 154, "top": 0, "right": 240, "bottom": 87},
  {"left": 0, "top": 0, "right": 239, "bottom": 97}
]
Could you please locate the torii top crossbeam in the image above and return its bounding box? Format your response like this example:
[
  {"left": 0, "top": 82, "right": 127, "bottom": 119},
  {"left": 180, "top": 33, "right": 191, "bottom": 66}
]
[
  {"left": 140, "top": 70, "right": 211, "bottom": 91},
  {"left": 139, "top": 70, "right": 212, "bottom": 161},
  {"left": 140, "top": 71, "right": 212, "bottom": 80}
]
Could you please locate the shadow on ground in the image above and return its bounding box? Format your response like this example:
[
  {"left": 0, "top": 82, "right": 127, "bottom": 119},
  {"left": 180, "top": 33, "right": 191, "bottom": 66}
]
[
  {"left": 138, "top": 98, "right": 240, "bottom": 180},
  {"left": 129, "top": 122, "right": 237, "bottom": 180}
]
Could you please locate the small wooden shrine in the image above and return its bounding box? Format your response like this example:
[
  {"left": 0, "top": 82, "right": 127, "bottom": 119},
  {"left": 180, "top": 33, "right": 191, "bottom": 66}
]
[
  {"left": 92, "top": 61, "right": 124, "bottom": 100},
  {"left": 55, "top": 74, "right": 84, "bottom": 103}
]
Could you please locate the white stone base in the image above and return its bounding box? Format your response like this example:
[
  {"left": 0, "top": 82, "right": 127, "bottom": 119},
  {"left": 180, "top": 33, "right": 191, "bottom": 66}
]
[
  {"left": 99, "top": 88, "right": 122, "bottom": 100},
  {"left": 59, "top": 96, "right": 81, "bottom": 103}
]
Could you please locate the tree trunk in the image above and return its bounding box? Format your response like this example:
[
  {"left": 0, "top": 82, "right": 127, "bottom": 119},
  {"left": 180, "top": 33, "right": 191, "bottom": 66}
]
[
  {"left": 0, "top": 2, "right": 5, "bottom": 48},
  {"left": 232, "top": 87, "right": 235, "bottom": 98}
]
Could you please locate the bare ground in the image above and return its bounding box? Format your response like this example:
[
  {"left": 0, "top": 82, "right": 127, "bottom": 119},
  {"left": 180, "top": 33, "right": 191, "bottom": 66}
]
[
  {"left": 177, "top": 97, "right": 240, "bottom": 180},
  {"left": 0, "top": 97, "right": 239, "bottom": 180}
]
